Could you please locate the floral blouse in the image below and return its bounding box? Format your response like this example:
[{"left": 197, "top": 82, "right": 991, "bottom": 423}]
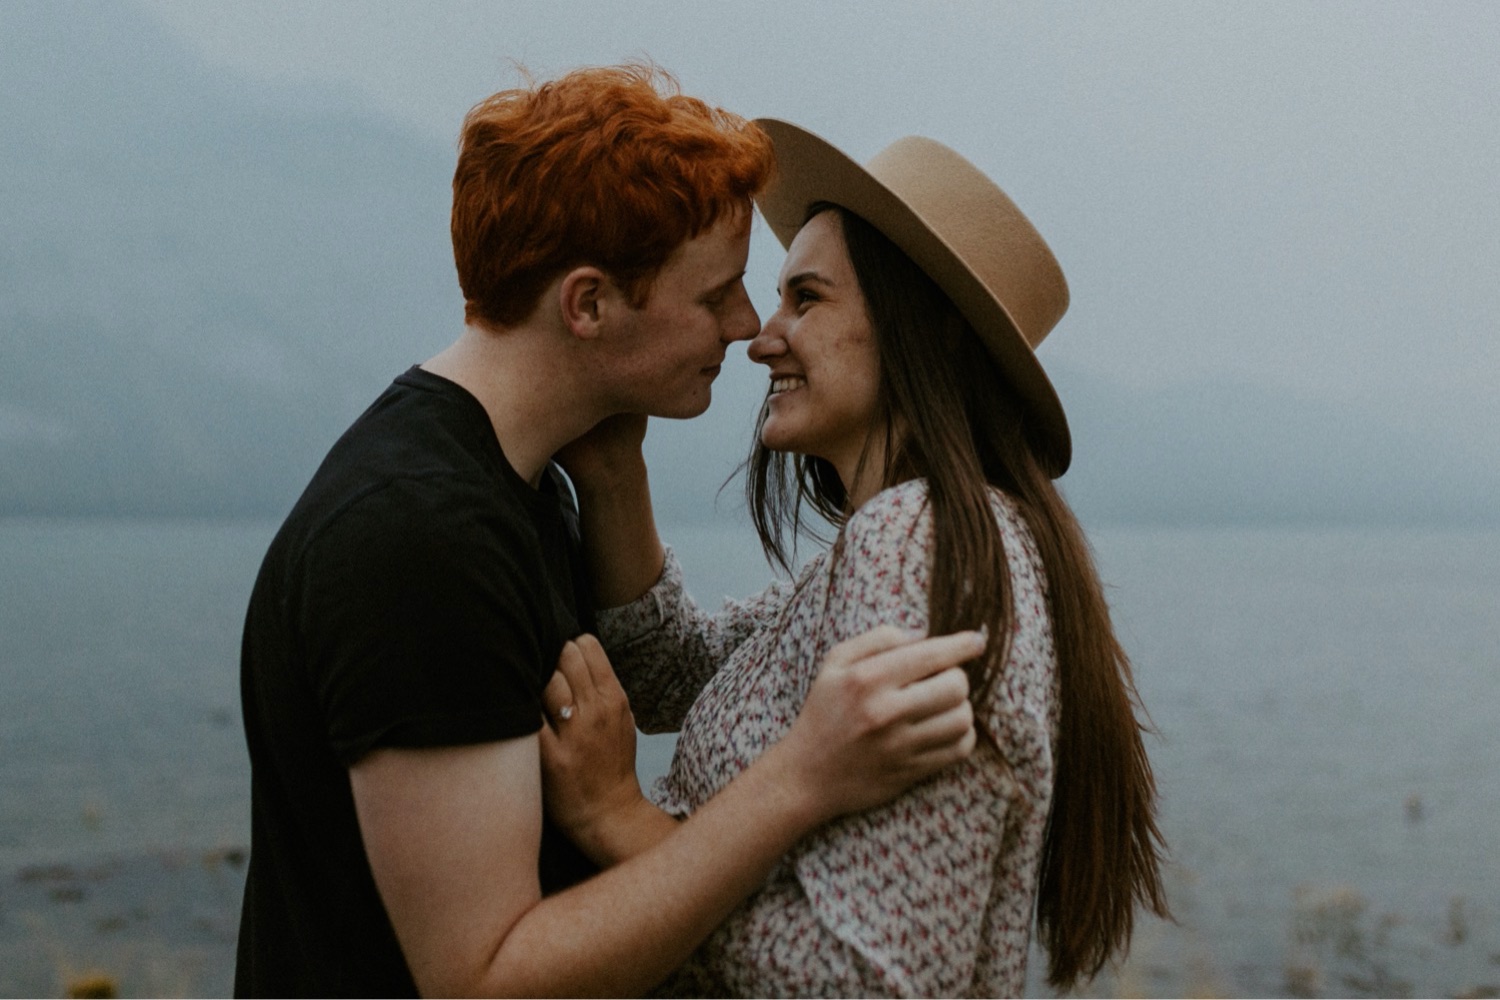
[{"left": 597, "top": 479, "right": 1059, "bottom": 998}]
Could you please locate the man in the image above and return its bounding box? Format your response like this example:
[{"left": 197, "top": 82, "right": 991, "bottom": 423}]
[{"left": 235, "top": 64, "right": 978, "bottom": 997}]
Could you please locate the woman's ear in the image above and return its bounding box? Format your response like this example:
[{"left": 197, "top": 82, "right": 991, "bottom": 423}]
[{"left": 558, "top": 265, "right": 610, "bottom": 340}]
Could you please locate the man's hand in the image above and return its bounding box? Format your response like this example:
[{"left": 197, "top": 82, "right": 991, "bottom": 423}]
[
  {"left": 539, "top": 626, "right": 981, "bottom": 870},
  {"left": 771, "top": 625, "right": 982, "bottom": 825}
]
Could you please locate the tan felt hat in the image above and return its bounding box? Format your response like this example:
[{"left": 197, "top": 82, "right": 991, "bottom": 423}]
[{"left": 753, "top": 118, "right": 1072, "bottom": 477}]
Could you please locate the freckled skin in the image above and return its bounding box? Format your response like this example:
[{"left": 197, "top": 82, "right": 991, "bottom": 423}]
[{"left": 603, "top": 209, "right": 760, "bottom": 419}]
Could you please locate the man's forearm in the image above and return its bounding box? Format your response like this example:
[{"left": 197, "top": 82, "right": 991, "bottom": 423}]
[
  {"left": 376, "top": 628, "right": 979, "bottom": 997},
  {"left": 480, "top": 738, "right": 819, "bottom": 997},
  {"left": 570, "top": 795, "right": 681, "bottom": 869}
]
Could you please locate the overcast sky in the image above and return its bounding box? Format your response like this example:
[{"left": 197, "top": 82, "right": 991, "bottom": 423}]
[{"left": 135, "top": 0, "right": 1500, "bottom": 462}]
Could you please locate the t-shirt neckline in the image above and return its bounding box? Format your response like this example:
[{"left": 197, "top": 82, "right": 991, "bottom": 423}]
[{"left": 394, "top": 365, "right": 563, "bottom": 510}]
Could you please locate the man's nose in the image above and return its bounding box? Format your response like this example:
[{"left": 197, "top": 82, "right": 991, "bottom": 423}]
[{"left": 723, "top": 296, "right": 759, "bottom": 344}]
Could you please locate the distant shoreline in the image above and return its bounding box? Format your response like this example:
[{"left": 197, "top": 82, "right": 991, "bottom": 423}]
[{"left": 2, "top": 845, "right": 244, "bottom": 998}]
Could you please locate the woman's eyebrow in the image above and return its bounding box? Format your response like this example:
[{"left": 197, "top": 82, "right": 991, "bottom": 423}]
[{"left": 778, "top": 270, "right": 835, "bottom": 295}]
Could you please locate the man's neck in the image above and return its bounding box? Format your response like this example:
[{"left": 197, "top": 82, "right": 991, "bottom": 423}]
[{"left": 422, "top": 322, "right": 604, "bottom": 487}]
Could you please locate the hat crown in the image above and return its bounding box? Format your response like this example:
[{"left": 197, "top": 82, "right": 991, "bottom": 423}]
[{"left": 865, "top": 137, "right": 1068, "bottom": 351}]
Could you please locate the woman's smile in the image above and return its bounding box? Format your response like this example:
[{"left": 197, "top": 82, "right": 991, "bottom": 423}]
[{"left": 769, "top": 375, "right": 806, "bottom": 395}]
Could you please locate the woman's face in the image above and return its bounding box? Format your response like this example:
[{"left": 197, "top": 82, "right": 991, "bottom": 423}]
[{"left": 748, "top": 210, "right": 884, "bottom": 491}]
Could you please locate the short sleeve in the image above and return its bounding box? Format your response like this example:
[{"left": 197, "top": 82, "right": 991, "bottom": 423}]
[{"left": 297, "top": 477, "right": 559, "bottom": 764}]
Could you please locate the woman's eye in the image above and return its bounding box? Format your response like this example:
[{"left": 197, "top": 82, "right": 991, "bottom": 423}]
[{"left": 794, "top": 289, "right": 818, "bottom": 308}]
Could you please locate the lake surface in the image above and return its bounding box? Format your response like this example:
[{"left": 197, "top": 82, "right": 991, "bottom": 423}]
[{"left": 1, "top": 516, "right": 1496, "bottom": 997}]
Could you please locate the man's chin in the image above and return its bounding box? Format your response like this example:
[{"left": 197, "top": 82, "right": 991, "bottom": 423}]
[{"left": 649, "top": 393, "right": 712, "bottom": 421}]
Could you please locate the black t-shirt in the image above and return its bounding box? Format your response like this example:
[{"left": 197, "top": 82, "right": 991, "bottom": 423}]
[{"left": 235, "top": 367, "right": 598, "bottom": 997}]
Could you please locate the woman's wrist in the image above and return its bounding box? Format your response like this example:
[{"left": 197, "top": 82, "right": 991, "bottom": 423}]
[
  {"left": 565, "top": 450, "right": 649, "bottom": 501},
  {"left": 577, "top": 793, "right": 680, "bottom": 867}
]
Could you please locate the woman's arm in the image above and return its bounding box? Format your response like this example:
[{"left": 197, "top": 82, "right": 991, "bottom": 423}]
[
  {"left": 597, "top": 549, "right": 798, "bottom": 732},
  {"left": 559, "top": 416, "right": 793, "bottom": 729},
  {"left": 554, "top": 413, "right": 664, "bottom": 608},
  {"left": 542, "top": 483, "right": 1049, "bottom": 996}
]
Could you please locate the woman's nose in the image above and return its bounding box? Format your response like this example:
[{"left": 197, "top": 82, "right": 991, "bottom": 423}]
[{"left": 747, "top": 312, "right": 787, "bottom": 365}]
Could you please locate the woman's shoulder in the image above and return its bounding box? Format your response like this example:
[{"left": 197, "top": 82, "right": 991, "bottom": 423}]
[
  {"left": 847, "top": 478, "right": 1031, "bottom": 538},
  {"left": 835, "top": 481, "right": 935, "bottom": 571},
  {"left": 844, "top": 479, "right": 1044, "bottom": 587},
  {"left": 844, "top": 478, "right": 933, "bottom": 535}
]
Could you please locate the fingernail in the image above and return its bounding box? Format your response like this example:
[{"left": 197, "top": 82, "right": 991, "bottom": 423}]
[{"left": 973, "top": 625, "right": 990, "bottom": 650}]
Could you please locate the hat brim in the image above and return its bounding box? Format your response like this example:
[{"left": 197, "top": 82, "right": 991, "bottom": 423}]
[{"left": 752, "top": 118, "right": 1071, "bottom": 477}]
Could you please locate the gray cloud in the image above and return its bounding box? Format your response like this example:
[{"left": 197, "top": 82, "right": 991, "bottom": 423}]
[{"left": 1, "top": 0, "right": 1493, "bottom": 523}]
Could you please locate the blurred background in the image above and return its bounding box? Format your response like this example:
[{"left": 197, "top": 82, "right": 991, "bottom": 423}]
[{"left": 1, "top": 2, "right": 1496, "bottom": 996}]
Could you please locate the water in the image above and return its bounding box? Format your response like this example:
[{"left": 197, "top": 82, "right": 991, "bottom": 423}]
[
  {"left": 0, "top": 519, "right": 270, "bottom": 872},
  {"left": 1, "top": 517, "right": 1497, "bottom": 997},
  {"left": 1062, "top": 527, "right": 1500, "bottom": 997}
]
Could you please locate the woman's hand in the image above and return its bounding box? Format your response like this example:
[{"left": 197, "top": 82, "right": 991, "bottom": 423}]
[
  {"left": 552, "top": 415, "right": 666, "bottom": 609},
  {"left": 553, "top": 413, "right": 649, "bottom": 494},
  {"left": 539, "top": 635, "right": 661, "bottom": 865}
]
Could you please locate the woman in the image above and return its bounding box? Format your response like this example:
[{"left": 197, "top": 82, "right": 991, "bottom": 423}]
[{"left": 543, "top": 119, "right": 1168, "bottom": 996}]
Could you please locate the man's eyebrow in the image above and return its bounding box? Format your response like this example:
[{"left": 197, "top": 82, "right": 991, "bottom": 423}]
[
  {"left": 777, "top": 270, "right": 835, "bottom": 295},
  {"left": 703, "top": 269, "right": 746, "bottom": 298}
]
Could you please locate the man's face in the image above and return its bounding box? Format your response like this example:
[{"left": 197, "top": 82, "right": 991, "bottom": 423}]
[{"left": 603, "top": 206, "right": 759, "bottom": 419}]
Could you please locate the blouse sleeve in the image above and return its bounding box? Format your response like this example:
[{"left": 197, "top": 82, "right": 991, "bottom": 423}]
[
  {"left": 596, "top": 546, "right": 795, "bottom": 734},
  {"left": 668, "top": 485, "right": 1034, "bottom": 998}
]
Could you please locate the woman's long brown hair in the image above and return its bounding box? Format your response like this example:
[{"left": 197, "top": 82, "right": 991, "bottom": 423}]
[{"left": 746, "top": 205, "right": 1169, "bottom": 989}]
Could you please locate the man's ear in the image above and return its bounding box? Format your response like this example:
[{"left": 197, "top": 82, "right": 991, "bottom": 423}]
[{"left": 558, "top": 266, "right": 611, "bottom": 340}]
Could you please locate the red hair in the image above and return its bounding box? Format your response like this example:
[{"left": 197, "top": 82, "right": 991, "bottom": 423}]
[{"left": 452, "top": 63, "right": 775, "bottom": 328}]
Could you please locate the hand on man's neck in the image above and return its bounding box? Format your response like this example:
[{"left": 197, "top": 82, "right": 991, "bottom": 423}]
[{"left": 422, "top": 319, "right": 612, "bottom": 487}]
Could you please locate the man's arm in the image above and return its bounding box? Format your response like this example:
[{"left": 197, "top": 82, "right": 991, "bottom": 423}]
[{"left": 351, "top": 626, "right": 980, "bottom": 998}]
